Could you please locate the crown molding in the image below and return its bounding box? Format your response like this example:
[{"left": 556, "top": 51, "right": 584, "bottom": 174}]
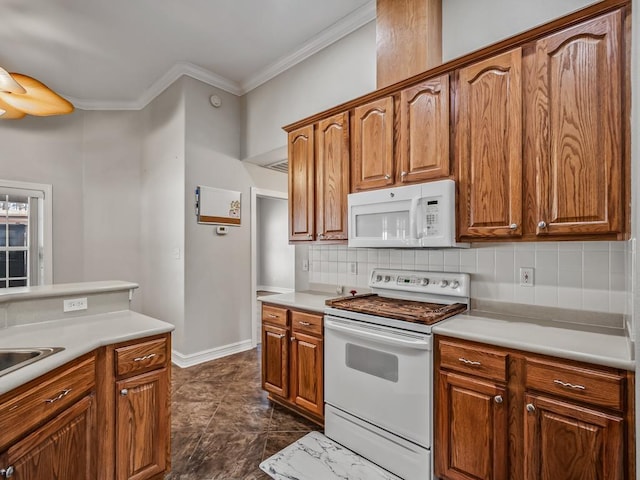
[
  {"left": 68, "top": 61, "right": 243, "bottom": 110},
  {"left": 240, "top": 0, "right": 376, "bottom": 94},
  {"left": 68, "top": 1, "right": 376, "bottom": 110}
]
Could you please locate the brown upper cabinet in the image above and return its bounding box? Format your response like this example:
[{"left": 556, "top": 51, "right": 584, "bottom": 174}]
[
  {"left": 288, "top": 113, "right": 350, "bottom": 243},
  {"left": 456, "top": 48, "right": 523, "bottom": 239},
  {"left": 351, "top": 96, "right": 395, "bottom": 191},
  {"left": 352, "top": 76, "right": 451, "bottom": 192},
  {"left": 525, "top": 10, "right": 624, "bottom": 238},
  {"left": 316, "top": 113, "right": 350, "bottom": 241},
  {"left": 288, "top": 125, "right": 315, "bottom": 242},
  {"left": 284, "top": 3, "right": 629, "bottom": 243},
  {"left": 399, "top": 75, "right": 451, "bottom": 183},
  {"left": 458, "top": 10, "right": 626, "bottom": 241}
]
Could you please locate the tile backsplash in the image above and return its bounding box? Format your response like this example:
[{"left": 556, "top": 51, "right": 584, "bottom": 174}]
[{"left": 307, "top": 241, "right": 630, "bottom": 315}]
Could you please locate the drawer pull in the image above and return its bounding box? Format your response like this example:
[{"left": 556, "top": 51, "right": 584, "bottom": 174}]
[
  {"left": 298, "top": 321, "right": 311, "bottom": 326},
  {"left": 0, "top": 466, "right": 15, "bottom": 478},
  {"left": 45, "top": 388, "right": 72, "bottom": 404},
  {"left": 268, "top": 314, "right": 279, "bottom": 318},
  {"left": 553, "top": 379, "right": 586, "bottom": 390},
  {"left": 458, "top": 357, "right": 482, "bottom": 366},
  {"left": 133, "top": 353, "right": 157, "bottom": 362}
]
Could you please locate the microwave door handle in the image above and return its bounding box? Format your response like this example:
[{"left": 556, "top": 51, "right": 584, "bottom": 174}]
[{"left": 409, "top": 197, "right": 420, "bottom": 240}]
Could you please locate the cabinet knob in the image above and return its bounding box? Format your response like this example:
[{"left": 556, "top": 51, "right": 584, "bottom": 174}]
[
  {"left": 0, "top": 466, "right": 14, "bottom": 478},
  {"left": 494, "top": 395, "right": 503, "bottom": 404},
  {"left": 290, "top": 336, "right": 296, "bottom": 342},
  {"left": 307, "top": 234, "right": 312, "bottom": 238},
  {"left": 509, "top": 223, "right": 518, "bottom": 230},
  {"left": 384, "top": 174, "right": 391, "bottom": 180},
  {"left": 526, "top": 403, "right": 536, "bottom": 413},
  {"left": 400, "top": 171, "right": 407, "bottom": 177},
  {"left": 120, "top": 389, "right": 128, "bottom": 396},
  {"left": 318, "top": 234, "right": 325, "bottom": 239},
  {"left": 538, "top": 221, "right": 547, "bottom": 229}
]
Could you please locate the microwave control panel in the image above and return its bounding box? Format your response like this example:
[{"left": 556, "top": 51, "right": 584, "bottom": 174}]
[{"left": 422, "top": 199, "right": 441, "bottom": 237}]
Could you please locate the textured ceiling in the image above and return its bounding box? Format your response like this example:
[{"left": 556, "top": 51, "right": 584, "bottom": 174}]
[{"left": 0, "top": 0, "right": 374, "bottom": 108}]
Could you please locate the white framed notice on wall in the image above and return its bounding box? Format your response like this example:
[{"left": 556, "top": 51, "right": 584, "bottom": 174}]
[{"left": 195, "top": 185, "right": 241, "bottom": 226}]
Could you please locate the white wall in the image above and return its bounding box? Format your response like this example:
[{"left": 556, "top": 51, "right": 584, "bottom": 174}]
[
  {"left": 442, "top": 0, "right": 599, "bottom": 61},
  {"left": 140, "top": 79, "right": 186, "bottom": 351},
  {"left": 81, "top": 110, "right": 143, "bottom": 310},
  {"left": 183, "top": 75, "right": 287, "bottom": 356},
  {"left": 242, "top": 21, "right": 376, "bottom": 160},
  {"left": 257, "top": 196, "right": 294, "bottom": 290},
  {"left": 0, "top": 114, "right": 84, "bottom": 283},
  {"left": 0, "top": 110, "right": 143, "bottom": 309}
]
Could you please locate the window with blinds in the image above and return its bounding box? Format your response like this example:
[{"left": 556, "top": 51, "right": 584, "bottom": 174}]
[{"left": 0, "top": 186, "right": 45, "bottom": 288}]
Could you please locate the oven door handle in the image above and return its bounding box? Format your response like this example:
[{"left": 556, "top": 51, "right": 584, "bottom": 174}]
[{"left": 324, "top": 319, "right": 431, "bottom": 350}]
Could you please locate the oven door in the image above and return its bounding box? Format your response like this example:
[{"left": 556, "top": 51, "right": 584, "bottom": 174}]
[{"left": 324, "top": 315, "right": 432, "bottom": 447}]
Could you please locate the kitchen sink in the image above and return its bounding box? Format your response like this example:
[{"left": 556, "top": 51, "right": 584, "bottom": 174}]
[{"left": 0, "top": 347, "right": 65, "bottom": 378}]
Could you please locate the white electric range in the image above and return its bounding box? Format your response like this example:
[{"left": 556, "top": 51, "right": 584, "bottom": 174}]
[{"left": 324, "top": 268, "right": 470, "bottom": 480}]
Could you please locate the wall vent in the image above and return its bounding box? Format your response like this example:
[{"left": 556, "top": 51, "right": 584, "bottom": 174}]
[{"left": 266, "top": 160, "right": 289, "bottom": 174}]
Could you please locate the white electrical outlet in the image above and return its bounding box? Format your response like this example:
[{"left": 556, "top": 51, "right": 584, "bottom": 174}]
[
  {"left": 349, "top": 262, "right": 358, "bottom": 274},
  {"left": 64, "top": 297, "right": 88, "bottom": 312},
  {"left": 519, "top": 267, "right": 534, "bottom": 287}
]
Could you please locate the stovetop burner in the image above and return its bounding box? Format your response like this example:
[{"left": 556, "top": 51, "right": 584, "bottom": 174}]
[{"left": 325, "top": 293, "right": 467, "bottom": 326}]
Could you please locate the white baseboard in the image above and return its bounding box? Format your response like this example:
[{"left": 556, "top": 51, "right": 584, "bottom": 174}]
[{"left": 171, "top": 339, "right": 253, "bottom": 369}]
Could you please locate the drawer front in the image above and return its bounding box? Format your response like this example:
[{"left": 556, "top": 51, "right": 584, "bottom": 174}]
[
  {"left": 115, "top": 337, "right": 168, "bottom": 377},
  {"left": 525, "top": 357, "right": 624, "bottom": 411},
  {"left": 438, "top": 338, "right": 508, "bottom": 382},
  {"left": 262, "top": 304, "right": 289, "bottom": 327},
  {"left": 291, "top": 310, "right": 322, "bottom": 336},
  {"left": 0, "top": 354, "right": 96, "bottom": 450}
]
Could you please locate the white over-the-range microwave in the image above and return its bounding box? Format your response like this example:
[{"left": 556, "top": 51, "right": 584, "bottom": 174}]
[{"left": 348, "top": 179, "right": 468, "bottom": 248}]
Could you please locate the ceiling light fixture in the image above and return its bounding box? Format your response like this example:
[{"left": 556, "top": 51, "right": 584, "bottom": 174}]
[
  {"left": 0, "top": 67, "right": 26, "bottom": 94},
  {"left": 0, "top": 67, "right": 74, "bottom": 119}
]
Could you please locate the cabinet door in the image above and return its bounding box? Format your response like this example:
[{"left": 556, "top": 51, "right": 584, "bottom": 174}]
[
  {"left": 290, "top": 331, "right": 323, "bottom": 417},
  {"left": 116, "top": 369, "right": 169, "bottom": 480},
  {"left": 316, "top": 112, "right": 350, "bottom": 240},
  {"left": 0, "top": 394, "right": 96, "bottom": 480},
  {"left": 456, "top": 48, "right": 523, "bottom": 239},
  {"left": 435, "top": 371, "right": 507, "bottom": 480},
  {"left": 288, "top": 125, "right": 315, "bottom": 241},
  {"left": 399, "top": 75, "right": 450, "bottom": 183},
  {"left": 352, "top": 96, "right": 395, "bottom": 191},
  {"left": 262, "top": 324, "right": 289, "bottom": 398},
  {"left": 530, "top": 11, "right": 623, "bottom": 236},
  {"left": 524, "top": 394, "right": 623, "bottom": 480}
]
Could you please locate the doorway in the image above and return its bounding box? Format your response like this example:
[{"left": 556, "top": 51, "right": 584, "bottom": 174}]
[{"left": 250, "top": 188, "right": 294, "bottom": 347}]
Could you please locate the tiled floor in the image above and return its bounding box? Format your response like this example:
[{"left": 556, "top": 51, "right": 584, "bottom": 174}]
[{"left": 166, "top": 347, "right": 319, "bottom": 480}]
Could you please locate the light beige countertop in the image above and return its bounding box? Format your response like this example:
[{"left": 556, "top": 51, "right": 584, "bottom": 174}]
[
  {"left": 0, "top": 280, "right": 138, "bottom": 304},
  {"left": 433, "top": 311, "right": 634, "bottom": 371},
  {"left": 257, "top": 291, "right": 336, "bottom": 313},
  {"left": 0, "top": 310, "right": 174, "bottom": 395},
  {"left": 260, "top": 291, "right": 634, "bottom": 371}
]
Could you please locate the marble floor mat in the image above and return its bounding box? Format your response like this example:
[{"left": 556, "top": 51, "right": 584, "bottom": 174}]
[{"left": 259, "top": 431, "right": 401, "bottom": 480}]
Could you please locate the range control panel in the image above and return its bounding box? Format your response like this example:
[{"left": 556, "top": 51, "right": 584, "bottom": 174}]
[{"left": 369, "top": 268, "right": 470, "bottom": 298}]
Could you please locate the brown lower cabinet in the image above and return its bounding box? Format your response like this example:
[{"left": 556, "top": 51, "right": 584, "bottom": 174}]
[
  {"left": 435, "top": 335, "right": 635, "bottom": 480},
  {"left": 0, "top": 333, "right": 171, "bottom": 480},
  {"left": 261, "top": 303, "right": 324, "bottom": 424},
  {"left": 0, "top": 394, "right": 96, "bottom": 479}
]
